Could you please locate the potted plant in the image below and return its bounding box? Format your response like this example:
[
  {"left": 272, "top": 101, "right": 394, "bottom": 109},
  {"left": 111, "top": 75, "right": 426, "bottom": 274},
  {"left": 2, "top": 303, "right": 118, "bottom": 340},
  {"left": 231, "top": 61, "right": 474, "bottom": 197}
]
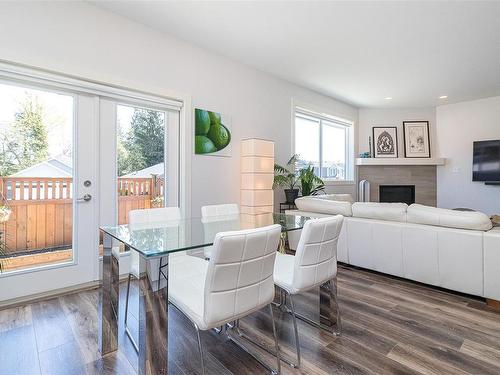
[
  {"left": 273, "top": 154, "right": 300, "bottom": 204},
  {"left": 299, "top": 165, "right": 325, "bottom": 196},
  {"left": 0, "top": 205, "right": 11, "bottom": 224}
]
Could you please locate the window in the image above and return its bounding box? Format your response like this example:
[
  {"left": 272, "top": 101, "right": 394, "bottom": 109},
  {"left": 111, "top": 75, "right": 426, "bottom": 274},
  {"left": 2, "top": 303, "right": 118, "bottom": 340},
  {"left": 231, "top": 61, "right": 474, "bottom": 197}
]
[{"left": 294, "top": 108, "right": 353, "bottom": 181}]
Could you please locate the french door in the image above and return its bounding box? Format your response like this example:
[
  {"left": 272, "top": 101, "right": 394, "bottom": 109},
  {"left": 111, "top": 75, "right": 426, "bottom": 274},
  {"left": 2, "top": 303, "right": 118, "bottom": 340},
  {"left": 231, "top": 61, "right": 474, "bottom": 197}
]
[
  {"left": 0, "top": 83, "right": 99, "bottom": 302},
  {"left": 0, "top": 63, "right": 183, "bottom": 302}
]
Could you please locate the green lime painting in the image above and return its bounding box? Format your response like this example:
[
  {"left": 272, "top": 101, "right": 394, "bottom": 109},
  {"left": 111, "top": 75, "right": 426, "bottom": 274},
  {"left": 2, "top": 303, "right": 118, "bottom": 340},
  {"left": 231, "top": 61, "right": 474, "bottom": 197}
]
[{"left": 195, "top": 108, "right": 232, "bottom": 156}]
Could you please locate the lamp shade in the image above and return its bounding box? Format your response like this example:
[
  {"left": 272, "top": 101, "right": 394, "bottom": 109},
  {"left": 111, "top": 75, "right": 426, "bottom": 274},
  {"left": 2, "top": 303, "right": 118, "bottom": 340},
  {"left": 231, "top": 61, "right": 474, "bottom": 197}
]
[{"left": 241, "top": 138, "right": 274, "bottom": 216}]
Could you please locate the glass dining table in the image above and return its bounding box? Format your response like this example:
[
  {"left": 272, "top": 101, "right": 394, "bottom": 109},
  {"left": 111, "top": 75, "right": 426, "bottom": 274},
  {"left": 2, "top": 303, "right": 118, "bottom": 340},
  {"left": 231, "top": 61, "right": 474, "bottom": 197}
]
[{"left": 98, "top": 213, "right": 332, "bottom": 374}]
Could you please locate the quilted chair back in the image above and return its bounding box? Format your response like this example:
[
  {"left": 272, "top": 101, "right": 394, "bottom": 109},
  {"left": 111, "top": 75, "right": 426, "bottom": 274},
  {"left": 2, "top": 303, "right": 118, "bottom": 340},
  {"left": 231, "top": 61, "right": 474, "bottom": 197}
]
[
  {"left": 293, "top": 216, "right": 344, "bottom": 293},
  {"left": 129, "top": 207, "right": 181, "bottom": 225},
  {"left": 201, "top": 204, "right": 239, "bottom": 218},
  {"left": 128, "top": 207, "right": 183, "bottom": 279},
  {"left": 203, "top": 224, "right": 281, "bottom": 328}
]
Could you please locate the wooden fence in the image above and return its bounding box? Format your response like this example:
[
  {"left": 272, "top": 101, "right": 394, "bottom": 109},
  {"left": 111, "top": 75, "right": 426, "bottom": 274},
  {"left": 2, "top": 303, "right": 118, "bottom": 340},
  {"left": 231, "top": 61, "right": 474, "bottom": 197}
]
[{"left": 0, "top": 176, "right": 164, "bottom": 254}]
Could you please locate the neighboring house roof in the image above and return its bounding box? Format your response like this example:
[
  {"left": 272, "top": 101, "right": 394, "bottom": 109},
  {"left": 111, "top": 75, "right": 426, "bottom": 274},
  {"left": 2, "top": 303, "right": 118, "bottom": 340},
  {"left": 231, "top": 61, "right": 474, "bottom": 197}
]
[
  {"left": 122, "top": 162, "right": 164, "bottom": 178},
  {"left": 10, "top": 155, "right": 73, "bottom": 178}
]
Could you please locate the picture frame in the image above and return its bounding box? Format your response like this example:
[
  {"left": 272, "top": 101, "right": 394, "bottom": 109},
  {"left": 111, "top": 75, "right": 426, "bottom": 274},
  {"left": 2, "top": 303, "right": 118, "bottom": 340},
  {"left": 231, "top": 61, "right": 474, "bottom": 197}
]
[
  {"left": 372, "top": 126, "right": 398, "bottom": 158},
  {"left": 403, "top": 121, "right": 430, "bottom": 158},
  {"left": 194, "top": 108, "right": 232, "bottom": 157}
]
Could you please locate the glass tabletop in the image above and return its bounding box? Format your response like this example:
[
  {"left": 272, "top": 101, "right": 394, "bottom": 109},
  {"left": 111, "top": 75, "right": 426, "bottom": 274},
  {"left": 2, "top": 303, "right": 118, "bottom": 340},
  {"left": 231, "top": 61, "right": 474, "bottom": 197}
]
[{"left": 100, "top": 213, "right": 310, "bottom": 258}]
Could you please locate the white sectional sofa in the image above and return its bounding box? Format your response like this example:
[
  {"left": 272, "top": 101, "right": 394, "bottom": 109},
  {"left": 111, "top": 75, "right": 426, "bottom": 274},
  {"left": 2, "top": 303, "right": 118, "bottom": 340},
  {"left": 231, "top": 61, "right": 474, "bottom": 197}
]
[{"left": 287, "top": 195, "right": 500, "bottom": 301}]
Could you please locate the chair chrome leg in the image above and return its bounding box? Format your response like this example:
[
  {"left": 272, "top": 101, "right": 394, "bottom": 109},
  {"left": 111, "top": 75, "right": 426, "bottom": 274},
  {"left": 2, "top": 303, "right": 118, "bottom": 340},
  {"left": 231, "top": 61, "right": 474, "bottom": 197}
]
[
  {"left": 194, "top": 323, "right": 206, "bottom": 375},
  {"left": 158, "top": 257, "right": 163, "bottom": 290},
  {"left": 269, "top": 304, "right": 282, "bottom": 375},
  {"left": 330, "top": 277, "right": 342, "bottom": 336},
  {"left": 226, "top": 306, "right": 282, "bottom": 374},
  {"left": 271, "top": 288, "right": 287, "bottom": 310},
  {"left": 277, "top": 279, "right": 342, "bottom": 336},
  {"left": 288, "top": 294, "right": 301, "bottom": 368},
  {"left": 124, "top": 273, "right": 132, "bottom": 326},
  {"left": 123, "top": 273, "right": 140, "bottom": 353}
]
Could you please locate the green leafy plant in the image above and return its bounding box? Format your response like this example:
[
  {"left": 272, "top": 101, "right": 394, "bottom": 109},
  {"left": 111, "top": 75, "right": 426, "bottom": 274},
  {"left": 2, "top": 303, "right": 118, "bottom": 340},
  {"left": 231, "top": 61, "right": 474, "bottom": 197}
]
[
  {"left": 0, "top": 205, "right": 11, "bottom": 273},
  {"left": 273, "top": 154, "right": 299, "bottom": 190},
  {"left": 0, "top": 234, "right": 6, "bottom": 273},
  {"left": 299, "top": 165, "right": 325, "bottom": 196},
  {"left": 151, "top": 196, "right": 164, "bottom": 208}
]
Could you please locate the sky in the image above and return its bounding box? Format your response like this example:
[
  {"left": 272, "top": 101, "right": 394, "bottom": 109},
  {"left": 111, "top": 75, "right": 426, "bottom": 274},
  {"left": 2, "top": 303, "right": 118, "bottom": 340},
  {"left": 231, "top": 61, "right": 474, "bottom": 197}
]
[
  {"left": 0, "top": 84, "right": 165, "bottom": 161},
  {"left": 295, "top": 116, "right": 346, "bottom": 165},
  {"left": 116, "top": 103, "right": 165, "bottom": 136},
  {"left": 0, "top": 82, "right": 73, "bottom": 158}
]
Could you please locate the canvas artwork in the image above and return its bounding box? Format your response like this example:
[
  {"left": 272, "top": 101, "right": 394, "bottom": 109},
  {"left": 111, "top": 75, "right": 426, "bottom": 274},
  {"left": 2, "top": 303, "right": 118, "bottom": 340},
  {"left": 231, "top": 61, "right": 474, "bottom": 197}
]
[
  {"left": 403, "top": 121, "right": 430, "bottom": 158},
  {"left": 194, "top": 108, "right": 232, "bottom": 156},
  {"left": 372, "top": 126, "right": 398, "bottom": 158}
]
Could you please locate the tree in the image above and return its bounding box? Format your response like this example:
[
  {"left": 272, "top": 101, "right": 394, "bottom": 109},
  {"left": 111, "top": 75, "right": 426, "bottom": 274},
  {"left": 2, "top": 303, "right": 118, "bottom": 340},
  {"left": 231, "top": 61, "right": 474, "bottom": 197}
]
[
  {"left": 0, "top": 95, "right": 49, "bottom": 176},
  {"left": 117, "top": 109, "right": 164, "bottom": 176}
]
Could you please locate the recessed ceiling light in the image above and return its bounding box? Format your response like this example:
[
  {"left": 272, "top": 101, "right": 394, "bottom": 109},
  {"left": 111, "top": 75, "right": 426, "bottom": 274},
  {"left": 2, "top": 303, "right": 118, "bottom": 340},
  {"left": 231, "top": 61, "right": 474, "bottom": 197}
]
[
  {"left": 439, "top": 95, "right": 448, "bottom": 99},
  {"left": 384, "top": 97, "right": 393, "bottom": 100}
]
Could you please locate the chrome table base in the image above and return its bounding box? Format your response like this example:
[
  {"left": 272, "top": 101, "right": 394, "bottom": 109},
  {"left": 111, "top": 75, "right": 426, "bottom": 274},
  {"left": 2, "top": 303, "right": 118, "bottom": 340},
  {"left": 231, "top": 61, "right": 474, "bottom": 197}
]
[{"left": 99, "top": 230, "right": 169, "bottom": 375}]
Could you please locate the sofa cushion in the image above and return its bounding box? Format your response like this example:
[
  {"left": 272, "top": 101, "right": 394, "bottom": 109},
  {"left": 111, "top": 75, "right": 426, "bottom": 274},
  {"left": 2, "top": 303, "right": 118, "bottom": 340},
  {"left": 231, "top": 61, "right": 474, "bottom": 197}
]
[
  {"left": 295, "top": 196, "right": 352, "bottom": 216},
  {"left": 351, "top": 202, "right": 408, "bottom": 222},
  {"left": 312, "top": 194, "right": 354, "bottom": 203},
  {"left": 407, "top": 204, "right": 492, "bottom": 231}
]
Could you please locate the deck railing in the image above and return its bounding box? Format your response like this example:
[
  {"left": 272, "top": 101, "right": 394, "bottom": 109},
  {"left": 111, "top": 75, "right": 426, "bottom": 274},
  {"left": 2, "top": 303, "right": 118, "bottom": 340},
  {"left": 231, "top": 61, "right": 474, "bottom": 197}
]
[{"left": 0, "top": 176, "right": 164, "bottom": 254}]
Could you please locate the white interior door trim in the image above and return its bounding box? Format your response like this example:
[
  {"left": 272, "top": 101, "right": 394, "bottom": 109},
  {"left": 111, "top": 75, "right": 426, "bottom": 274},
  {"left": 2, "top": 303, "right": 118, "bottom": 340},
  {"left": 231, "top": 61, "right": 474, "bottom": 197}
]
[{"left": 0, "top": 60, "right": 183, "bottom": 111}]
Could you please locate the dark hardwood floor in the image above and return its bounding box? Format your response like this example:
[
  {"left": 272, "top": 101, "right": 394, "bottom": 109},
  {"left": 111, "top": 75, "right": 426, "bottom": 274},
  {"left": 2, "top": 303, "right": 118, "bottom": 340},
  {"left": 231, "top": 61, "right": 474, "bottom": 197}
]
[{"left": 2, "top": 265, "right": 500, "bottom": 375}]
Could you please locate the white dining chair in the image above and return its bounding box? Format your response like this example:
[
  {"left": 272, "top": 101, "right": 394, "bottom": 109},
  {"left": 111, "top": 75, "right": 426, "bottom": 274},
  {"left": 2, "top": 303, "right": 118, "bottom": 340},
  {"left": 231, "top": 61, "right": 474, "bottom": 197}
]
[
  {"left": 169, "top": 224, "right": 282, "bottom": 375},
  {"left": 123, "top": 206, "right": 184, "bottom": 351},
  {"left": 273, "top": 215, "right": 344, "bottom": 368},
  {"left": 200, "top": 203, "right": 239, "bottom": 259}
]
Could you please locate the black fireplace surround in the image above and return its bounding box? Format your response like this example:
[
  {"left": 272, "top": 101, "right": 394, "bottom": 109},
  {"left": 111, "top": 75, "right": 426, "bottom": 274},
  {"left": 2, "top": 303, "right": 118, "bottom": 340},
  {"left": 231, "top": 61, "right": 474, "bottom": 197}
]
[{"left": 379, "top": 185, "right": 415, "bottom": 205}]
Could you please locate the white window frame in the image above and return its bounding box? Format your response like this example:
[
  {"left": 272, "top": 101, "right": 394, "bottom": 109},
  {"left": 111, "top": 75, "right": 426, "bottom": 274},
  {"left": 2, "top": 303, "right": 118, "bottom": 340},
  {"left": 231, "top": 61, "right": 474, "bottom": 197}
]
[{"left": 293, "top": 105, "right": 354, "bottom": 184}]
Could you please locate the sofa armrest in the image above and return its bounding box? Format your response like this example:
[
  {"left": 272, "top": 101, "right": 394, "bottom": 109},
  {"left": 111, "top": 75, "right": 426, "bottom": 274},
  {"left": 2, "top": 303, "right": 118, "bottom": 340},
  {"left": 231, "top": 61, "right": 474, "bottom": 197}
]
[{"left": 484, "top": 228, "right": 500, "bottom": 300}]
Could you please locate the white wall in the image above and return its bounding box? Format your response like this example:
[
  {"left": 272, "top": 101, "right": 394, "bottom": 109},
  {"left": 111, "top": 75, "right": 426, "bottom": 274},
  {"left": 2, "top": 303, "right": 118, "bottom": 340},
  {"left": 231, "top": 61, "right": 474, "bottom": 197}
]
[
  {"left": 358, "top": 107, "right": 436, "bottom": 157},
  {"left": 436, "top": 96, "right": 500, "bottom": 215},
  {"left": 0, "top": 2, "right": 358, "bottom": 215}
]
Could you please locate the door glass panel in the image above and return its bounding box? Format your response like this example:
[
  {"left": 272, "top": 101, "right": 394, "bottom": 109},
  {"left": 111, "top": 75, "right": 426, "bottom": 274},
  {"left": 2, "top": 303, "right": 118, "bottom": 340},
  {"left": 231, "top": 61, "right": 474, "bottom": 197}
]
[
  {"left": 0, "top": 82, "right": 74, "bottom": 272},
  {"left": 116, "top": 104, "right": 166, "bottom": 228}
]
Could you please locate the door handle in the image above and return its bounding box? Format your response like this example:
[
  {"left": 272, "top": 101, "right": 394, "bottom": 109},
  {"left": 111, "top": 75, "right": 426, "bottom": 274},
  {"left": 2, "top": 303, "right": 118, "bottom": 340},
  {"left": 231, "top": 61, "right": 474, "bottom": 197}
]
[{"left": 77, "top": 194, "right": 92, "bottom": 202}]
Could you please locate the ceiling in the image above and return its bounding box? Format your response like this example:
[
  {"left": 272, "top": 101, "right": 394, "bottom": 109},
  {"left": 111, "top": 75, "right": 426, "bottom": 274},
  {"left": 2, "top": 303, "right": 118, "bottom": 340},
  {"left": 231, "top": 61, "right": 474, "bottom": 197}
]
[{"left": 93, "top": 1, "right": 500, "bottom": 108}]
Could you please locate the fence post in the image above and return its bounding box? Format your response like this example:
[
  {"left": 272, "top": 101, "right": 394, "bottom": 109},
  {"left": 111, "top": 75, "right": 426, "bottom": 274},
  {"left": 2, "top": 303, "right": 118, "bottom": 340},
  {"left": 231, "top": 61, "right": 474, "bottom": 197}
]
[{"left": 151, "top": 174, "right": 157, "bottom": 197}]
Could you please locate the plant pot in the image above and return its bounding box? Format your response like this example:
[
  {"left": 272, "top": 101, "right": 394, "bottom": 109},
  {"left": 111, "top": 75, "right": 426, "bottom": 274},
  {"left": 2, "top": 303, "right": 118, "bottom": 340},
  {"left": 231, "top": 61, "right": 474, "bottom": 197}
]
[{"left": 284, "top": 189, "right": 299, "bottom": 204}]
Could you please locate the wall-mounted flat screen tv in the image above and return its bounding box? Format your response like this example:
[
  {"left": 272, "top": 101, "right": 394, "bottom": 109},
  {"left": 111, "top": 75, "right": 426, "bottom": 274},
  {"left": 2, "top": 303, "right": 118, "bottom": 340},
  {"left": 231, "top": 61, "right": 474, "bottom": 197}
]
[{"left": 473, "top": 140, "right": 500, "bottom": 182}]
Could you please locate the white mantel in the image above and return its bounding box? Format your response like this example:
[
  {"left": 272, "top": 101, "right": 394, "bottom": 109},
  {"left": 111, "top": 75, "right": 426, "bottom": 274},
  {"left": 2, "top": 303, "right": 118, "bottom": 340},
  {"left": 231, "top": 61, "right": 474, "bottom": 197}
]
[{"left": 356, "top": 158, "right": 446, "bottom": 166}]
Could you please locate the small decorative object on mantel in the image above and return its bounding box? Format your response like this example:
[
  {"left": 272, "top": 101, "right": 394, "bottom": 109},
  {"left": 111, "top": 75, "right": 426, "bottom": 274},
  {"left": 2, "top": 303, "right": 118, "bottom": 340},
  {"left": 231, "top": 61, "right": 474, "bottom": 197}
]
[
  {"left": 403, "top": 121, "right": 431, "bottom": 158},
  {"left": 372, "top": 126, "right": 398, "bottom": 158},
  {"left": 359, "top": 152, "right": 371, "bottom": 158},
  {"left": 492, "top": 215, "right": 500, "bottom": 227},
  {"left": 194, "top": 108, "right": 232, "bottom": 156}
]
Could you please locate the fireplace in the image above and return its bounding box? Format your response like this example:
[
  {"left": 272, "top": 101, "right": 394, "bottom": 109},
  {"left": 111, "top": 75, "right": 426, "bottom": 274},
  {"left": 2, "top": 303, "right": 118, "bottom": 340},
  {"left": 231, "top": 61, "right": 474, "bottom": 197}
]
[{"left": 379, "top": 185, "right": 415, "bottom": 205}]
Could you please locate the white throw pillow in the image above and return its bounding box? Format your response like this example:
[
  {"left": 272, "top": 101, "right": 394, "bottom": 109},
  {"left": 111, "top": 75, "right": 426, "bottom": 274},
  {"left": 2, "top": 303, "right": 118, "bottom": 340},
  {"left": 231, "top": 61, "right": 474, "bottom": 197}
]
[
  {"left": 313, "top": 194, "right": 354, "bottom": 203},
  {"left": 407, "top": 204, "right": 492, "bottom": 231},
  {"left": 351, "top": 202, "right": 408, "bottom": 222},
  {"left": 295, "top": 196, "right": 352, "bottom": 216}
]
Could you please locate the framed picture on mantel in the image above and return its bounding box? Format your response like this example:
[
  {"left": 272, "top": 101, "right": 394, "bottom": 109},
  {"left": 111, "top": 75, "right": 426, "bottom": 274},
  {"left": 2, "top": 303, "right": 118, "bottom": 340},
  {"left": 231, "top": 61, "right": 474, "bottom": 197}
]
[
  {"left": 372, "top": 126, "right": 398, "bottom": 158},
  {"left": 403, "top": 121, "right": 431, "bottom": 158}
]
